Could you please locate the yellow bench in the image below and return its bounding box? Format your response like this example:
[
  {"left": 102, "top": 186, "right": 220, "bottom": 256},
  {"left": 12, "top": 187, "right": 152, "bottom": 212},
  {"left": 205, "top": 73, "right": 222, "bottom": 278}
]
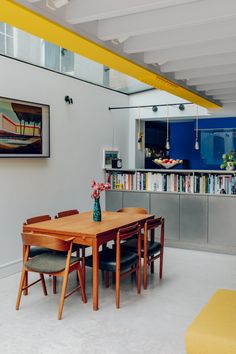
[{"left": 185, "top": 289, "right": 236, "bottom": 354}]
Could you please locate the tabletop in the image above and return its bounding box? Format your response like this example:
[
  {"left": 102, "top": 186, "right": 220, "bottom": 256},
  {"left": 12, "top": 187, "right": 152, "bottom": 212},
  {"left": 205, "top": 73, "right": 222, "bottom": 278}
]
[{"left": 23, "top": 211, "right": 154, "bottom": 239}]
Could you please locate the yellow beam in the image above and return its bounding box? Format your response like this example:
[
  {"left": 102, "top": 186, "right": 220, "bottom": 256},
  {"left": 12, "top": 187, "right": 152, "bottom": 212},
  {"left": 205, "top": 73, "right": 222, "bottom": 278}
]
[{"left": 1, "top": 0, "right": 221, "bottom": 109}]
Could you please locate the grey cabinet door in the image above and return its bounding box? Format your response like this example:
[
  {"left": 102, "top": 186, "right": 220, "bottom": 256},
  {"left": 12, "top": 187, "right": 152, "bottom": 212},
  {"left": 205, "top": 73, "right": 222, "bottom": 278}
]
[
  {"left": 150, "top": 193, "right": 180, "bottom": 240},
  {"left": 208, "top": 196, "right": 236, "bottom": 246},
  {"left": 105, "top": 191, "right": 123, "bottom": 211},
  {"left": 123, "top": 191, "right": 150, "bottom": 212},
  {"left": 180, "top": 195, "right": 207, "bottom": 243}
]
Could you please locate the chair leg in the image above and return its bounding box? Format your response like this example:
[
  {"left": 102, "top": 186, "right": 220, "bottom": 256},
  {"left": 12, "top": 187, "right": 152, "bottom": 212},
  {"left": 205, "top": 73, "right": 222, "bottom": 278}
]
[
  {"left": 82, "top": 247, "right": 86, "bottom": 291},
  {"left": 58, "top": 271, "right": 69, "bottom": 320},
  {"left": 143, "top": 257, "right": 148, "bottom": 290},
  {"left": 116, "top": 271, "right": 120, "bottom": 309},
  {"left": 23, "top": 271, "right": 28, "bottom": 296},
  {"left": 151, "top": 256, "right": 155, "bottom": 274},
  {"left": 159, "top": 250, "right": 164, "bottom": 279},
  {"left": 40, "top": 274, "right": 48, "bottom": 296},
  {"left": 52, "top": 276, "right": 57, "bottom": 294},
  {"left": 105, "top": 272, "right": 110, "bottom": 288},
  {"left": 16, "top": 269, "right": 27, "bottom": 310},
  {"left": 137, "top": 263, "right": 141, "bottom": 294},
  {"left": 77, "top": 265, "right": 87, "bottom": 304}
]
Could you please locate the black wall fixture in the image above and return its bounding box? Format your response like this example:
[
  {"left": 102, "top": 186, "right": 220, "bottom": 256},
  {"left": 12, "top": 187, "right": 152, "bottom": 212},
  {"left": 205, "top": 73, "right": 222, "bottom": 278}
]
[{"left": 65, "top": 95, "right": 73, "bottom": 104}]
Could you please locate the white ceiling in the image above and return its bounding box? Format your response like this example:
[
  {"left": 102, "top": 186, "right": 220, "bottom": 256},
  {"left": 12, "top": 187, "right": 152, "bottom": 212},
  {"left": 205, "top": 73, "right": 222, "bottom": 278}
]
[{"left": 17, "top": 0, "right": 236, "bottom": 106}]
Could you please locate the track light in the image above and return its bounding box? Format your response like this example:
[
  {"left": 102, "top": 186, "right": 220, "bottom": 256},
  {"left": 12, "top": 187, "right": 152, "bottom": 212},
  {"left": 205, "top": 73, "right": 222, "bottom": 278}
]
[
  {"left": 152, "top": 105, "right": 158, "bottom": 112},
  {"left": 195, "top": 105, "right": 200, "bottom": 150},
  {"left": 165, "top": 105, "right": 170, "bottom": 150}
]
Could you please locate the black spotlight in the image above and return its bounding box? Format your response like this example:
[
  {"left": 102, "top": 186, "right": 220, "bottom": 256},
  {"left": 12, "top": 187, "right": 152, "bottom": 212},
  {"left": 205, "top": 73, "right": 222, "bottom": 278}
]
[
  {"left": 65, "top": 96, "right": 73, "bottom": 104},
  {"left": 152, "top": 105, "right": 158, "bottom": 112},
  {"left": 179, "top": 104, "right": 185, "bottom": 111}
]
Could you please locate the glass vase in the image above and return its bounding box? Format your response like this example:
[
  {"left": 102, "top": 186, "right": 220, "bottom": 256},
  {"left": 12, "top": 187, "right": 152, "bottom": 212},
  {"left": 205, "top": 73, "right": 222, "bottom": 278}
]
[{"left": 93, "top": 197, "right": 101, "bottom": 222}]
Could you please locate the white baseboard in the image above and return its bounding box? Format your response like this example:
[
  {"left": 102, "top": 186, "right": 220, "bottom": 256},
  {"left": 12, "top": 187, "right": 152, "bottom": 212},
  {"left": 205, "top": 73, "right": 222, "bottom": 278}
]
[{"left": 0, "top": 259, "right": 21, "bottom": 279}]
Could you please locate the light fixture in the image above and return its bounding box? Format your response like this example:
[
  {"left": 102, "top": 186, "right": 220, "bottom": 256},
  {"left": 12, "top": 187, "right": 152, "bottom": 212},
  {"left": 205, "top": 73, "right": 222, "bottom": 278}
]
[
  {"left": 65, "top": 95, "right": 73, "bottom": 104},
  {"left": 152, "top": 105, "right": 158, "bottom": 112},
  {"left": 137, "top": 109, "right": 143, "bottom": 151},
  {"left": 195, "top": 105, "right": 200, "bottom": 150},
  {"left": 165, "top": 105, "right": 170, "bottom": 150},
  {"left": 179, "top": 104, "right": 185, "bottom": 111}
]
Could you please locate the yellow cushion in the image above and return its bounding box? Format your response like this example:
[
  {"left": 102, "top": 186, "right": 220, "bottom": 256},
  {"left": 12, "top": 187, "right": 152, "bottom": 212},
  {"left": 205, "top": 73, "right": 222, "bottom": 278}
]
[{"left": 185, "top": 289, "right": 236, "bottom": 354}]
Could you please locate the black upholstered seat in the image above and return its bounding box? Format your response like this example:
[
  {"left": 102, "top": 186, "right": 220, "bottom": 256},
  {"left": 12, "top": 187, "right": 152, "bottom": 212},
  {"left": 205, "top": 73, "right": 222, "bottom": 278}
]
[
  {"left": 122, "top": 239, "right": 162, "bottom": 257},
  {"left": 25, "top": 253, "right": 80, "bottom": 273},
  {"left": 85, "top": 248, "right": 138, "bottom": 272}
]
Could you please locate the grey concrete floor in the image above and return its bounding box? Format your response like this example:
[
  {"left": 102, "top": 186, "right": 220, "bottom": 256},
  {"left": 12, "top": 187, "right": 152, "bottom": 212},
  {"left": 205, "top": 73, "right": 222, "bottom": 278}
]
[{"left": 1, "top": 247, "right": 236, "bottom": 354}]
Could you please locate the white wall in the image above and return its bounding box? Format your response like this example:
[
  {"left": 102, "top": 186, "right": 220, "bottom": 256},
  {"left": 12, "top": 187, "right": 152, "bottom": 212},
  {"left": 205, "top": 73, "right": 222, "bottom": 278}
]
[{"left": 0, "top": 56, "right": 129, "bottom": 277}]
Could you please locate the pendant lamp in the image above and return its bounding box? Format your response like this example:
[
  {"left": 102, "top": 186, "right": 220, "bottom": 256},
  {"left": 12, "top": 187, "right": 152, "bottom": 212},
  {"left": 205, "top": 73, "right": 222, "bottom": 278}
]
[
  {"left": 165, "top": 105, "right": 170, "bottom": 150},
  {"left": 195, "top": 105, "right": 200, "bottom": 150}
]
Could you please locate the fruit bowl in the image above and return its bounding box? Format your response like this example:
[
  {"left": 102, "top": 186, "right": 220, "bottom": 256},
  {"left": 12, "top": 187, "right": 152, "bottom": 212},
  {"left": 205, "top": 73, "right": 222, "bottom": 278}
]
[{"left": 153, "top": 158, "right": 183, "bottom": 169}]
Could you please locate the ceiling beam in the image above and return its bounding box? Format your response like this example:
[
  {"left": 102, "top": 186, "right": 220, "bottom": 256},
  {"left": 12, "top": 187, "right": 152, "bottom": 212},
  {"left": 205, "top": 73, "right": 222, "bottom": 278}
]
[
  {"left": 123, "top": 17, "right": 236, "bottom": 53},
  {"left": 206, "top": 88, "right": 236, "bottom": 95},
  {"left": 213, "top": 94, "right": 236, "bottom": 100},
  {"left": 196, "top": 82, "right": 236, "bottom": 92},
  {"left": 175, "top": 64, "right": 236, "bottom": 80},
  {"left": 0, "top": 0, "right": 220, "bottom": 109},
  {"left": 161, "top": 52, "right": 236, "bottom": 73},
  {"left": 98, "top": 0, "right": 236, "bottom": 41},
  {"left": 66, "top": 0, "right": 197, "bottom": 25},
  {"left": 187, "top": 73, "right": 236, "bottom": 86},
  {"left": 144, "top": 38, "right": 236, "bottom": 65}
]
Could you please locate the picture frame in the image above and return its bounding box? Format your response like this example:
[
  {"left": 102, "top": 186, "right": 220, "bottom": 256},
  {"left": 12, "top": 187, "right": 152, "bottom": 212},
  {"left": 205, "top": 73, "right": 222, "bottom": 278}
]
[
  {"left": 103, "top": 148, "right": 119, "bottom": 168},
  {"left": 0, "top": 96, "right": 50, "bottom": 158}
]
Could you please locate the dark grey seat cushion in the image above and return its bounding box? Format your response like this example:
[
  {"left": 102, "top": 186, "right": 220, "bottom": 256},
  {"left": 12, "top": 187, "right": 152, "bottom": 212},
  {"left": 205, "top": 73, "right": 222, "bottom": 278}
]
[
  {"left": 85, "top": 248, "right": 138, "bottom": 272},
  {"left": 122, "top": 239, "right": 162, "bottom": 257},
  {"left": 25, "top": 253, "right": 80, "bottom": 273},
  {"left": 29, "top": 244, "right": 79, "bottom": 258},
  {"left": 29, "top": 247, "right": 53, "bottom": 258}
]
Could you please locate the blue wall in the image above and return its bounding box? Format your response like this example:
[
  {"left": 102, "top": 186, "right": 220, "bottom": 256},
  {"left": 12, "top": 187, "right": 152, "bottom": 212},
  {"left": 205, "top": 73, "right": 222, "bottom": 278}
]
[{"left": 169, "top": 117, "right": 236, "bottom": 170}]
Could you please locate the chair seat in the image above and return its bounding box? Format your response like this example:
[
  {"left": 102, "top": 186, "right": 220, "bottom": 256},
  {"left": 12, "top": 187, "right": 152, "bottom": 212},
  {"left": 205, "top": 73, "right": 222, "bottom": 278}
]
[
  {"left": 25, "top": 253, "right": 80, "bottom": 273},
  {"left": 122, "top": 239, "right": 162, "bottom": 257},
  {"left": 85, "top": 248, "right": 138, "bottom": 272}
]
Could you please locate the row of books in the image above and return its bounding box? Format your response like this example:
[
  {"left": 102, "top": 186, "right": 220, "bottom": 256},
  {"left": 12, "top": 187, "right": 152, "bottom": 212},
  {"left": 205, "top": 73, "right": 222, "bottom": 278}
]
[
  {"left": 194, "top": 174, "right": 236, "bottom": 194},
  {"left": 106, "top": 172, "right": 236, "bottom": 195}
]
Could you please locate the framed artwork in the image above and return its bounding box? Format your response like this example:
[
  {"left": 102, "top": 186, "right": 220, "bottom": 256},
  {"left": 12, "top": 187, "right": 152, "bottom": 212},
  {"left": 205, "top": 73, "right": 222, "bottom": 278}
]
[
  {"left": 0, "top": 96, "right": 50, "bottom": 157},
  {"left": 103, "top": 148, "right": 119, "bottom": 168}
]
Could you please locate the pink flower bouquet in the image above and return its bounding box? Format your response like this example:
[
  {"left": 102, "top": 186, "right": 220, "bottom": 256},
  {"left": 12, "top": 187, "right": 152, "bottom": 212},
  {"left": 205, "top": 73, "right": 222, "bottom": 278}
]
[{"left": 91, "top": 180, "right": 111, "bottom": 199}]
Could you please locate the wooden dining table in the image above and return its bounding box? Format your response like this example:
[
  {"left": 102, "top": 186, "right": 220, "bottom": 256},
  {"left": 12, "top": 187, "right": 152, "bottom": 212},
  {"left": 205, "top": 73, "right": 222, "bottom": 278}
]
[{"left": 23, "top": 210, "right": 154, "bottom": 310}]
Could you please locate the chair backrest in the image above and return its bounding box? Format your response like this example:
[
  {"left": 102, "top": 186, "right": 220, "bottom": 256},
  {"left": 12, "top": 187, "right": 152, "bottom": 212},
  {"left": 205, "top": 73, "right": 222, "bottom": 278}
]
[
  {"left": 116, "top": 223, "right": 141, "bottom": 267},
  {"left": 117, "top": 223, "right": 141, "bottom": 242},
  {"left": 21, "top": 232, "right": 75, "bottom": 252},
  {"left": 25, "top": 214, "right": 51, "bottom": 225},
  {"left": 117, "top": 207, "right": 147, "bottom": 214},
  {"left": 56, "top": 209, "right": 79, "bottom": 219},
  {"left": 145, "top": 217, "right": 165, "bottom": 244}
]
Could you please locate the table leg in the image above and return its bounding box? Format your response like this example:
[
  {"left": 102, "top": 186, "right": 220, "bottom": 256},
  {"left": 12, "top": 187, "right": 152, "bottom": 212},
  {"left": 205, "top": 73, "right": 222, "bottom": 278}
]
[{"left": 92, "top": 240, "right": 99, "bottom": 311}]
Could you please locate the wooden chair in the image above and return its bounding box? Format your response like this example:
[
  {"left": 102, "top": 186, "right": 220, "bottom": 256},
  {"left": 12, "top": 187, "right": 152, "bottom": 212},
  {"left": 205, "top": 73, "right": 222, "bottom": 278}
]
[
  {"left": 117, "top": 207, "right": 148, "bottom": 214},
  {"left": 24, "top": 214, "right": 54, "bottom": 295},
  {"left": 16, "top": 232, "right": 87, "bottom": 320},
  {"left": 122, "top": 217, "right": 165, "bottom": 289},
  {"left": 55, "top": 209, "right": 88, "bottom": 290},
  {"left": 85, "top": 223, "right": 141, "bottom": 308}
]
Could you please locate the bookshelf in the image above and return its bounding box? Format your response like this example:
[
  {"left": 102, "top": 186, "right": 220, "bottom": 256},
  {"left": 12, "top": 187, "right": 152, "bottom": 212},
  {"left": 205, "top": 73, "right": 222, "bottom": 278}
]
[
  {"left": 105, "top": 169, "right": 236, "bottom": 196},
  {"left": 105, "top": 169, "right": 236, "bottom": 255}
]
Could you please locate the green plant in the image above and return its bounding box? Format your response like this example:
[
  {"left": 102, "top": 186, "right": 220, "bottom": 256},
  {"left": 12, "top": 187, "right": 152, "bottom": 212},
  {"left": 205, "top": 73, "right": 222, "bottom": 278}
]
[{"left": 220, "top": 151, "right": 236, "bottom": 169}]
